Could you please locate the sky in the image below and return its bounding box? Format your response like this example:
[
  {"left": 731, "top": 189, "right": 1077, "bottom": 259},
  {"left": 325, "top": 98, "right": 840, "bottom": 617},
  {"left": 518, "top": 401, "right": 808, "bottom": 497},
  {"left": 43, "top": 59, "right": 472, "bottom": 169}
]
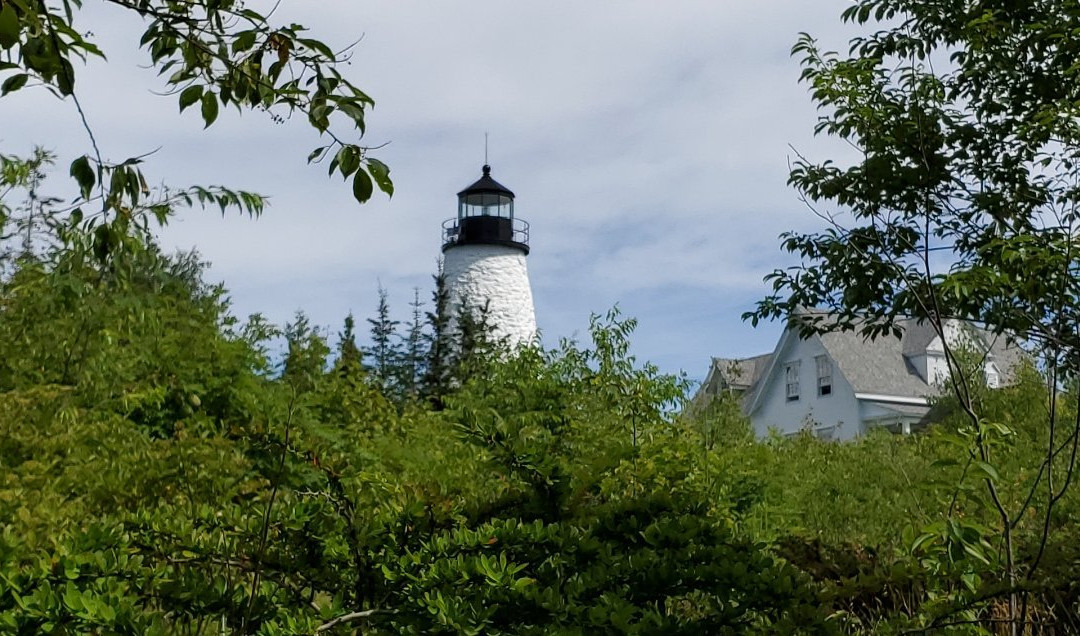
[{"left": 0, "top": 0, "right": 862, "bottom": 383}]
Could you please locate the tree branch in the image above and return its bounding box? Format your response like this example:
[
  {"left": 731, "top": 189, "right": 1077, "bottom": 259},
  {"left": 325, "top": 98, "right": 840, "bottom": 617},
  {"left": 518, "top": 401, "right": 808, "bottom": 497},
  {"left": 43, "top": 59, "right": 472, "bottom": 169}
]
[{"left": 314, "top": 608, "right": 386, "bottom": 633}]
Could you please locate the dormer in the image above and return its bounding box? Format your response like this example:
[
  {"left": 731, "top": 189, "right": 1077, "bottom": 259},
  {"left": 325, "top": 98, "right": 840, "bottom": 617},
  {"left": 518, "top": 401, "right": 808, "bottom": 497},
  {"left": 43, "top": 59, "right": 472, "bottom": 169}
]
[{"left": 901, "top": 318, "right": 1000, "bottom": 387}]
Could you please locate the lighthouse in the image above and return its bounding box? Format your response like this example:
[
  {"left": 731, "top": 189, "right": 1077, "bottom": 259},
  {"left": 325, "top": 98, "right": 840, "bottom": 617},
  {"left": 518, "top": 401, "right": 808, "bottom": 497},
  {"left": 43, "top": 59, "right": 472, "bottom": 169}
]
[{"left": 441, "top": 164, "right": 537, "bottom": 347}]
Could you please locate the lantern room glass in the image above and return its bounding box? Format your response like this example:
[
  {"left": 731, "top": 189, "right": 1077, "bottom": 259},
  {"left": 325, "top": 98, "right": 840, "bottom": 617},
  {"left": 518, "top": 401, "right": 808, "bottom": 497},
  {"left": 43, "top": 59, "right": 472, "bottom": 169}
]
[{"left": 459, "top": 192, "right": 514, "bottom": 220}]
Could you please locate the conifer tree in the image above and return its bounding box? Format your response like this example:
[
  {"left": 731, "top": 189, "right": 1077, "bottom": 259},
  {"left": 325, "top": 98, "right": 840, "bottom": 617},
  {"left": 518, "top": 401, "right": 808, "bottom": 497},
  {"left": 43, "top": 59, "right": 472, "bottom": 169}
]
[
  {"left": 398, "top": 287, "right": 425, "bottom": 398},
  {"left": 422, "top": 270, "right": 453, "bottom": 407},
  {"left": 282, "top": 311, "right": 329, "bottom": 393},
  {"left": 334, "top": 312, "right": 363, "bottom": 378},
  {"left": 453, "top": 298, "right": 496, "bottom": 380},
  {"left": 364, "top": 285, "right": 401, "bottom": 391}
]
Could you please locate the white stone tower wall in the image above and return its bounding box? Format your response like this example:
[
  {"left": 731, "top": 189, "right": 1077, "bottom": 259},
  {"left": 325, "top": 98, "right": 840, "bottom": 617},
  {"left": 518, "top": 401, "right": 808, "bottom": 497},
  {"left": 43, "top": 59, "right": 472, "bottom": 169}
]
[{"left": 443, "top": 244, "right": 537, "bottom": 347}]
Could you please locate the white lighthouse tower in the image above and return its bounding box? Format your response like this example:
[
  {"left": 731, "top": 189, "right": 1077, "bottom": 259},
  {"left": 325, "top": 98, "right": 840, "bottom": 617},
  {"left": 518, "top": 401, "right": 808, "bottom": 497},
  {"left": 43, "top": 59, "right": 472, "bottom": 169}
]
[{"left": 440, "top": 164, "right": 537, "bottom": 347}]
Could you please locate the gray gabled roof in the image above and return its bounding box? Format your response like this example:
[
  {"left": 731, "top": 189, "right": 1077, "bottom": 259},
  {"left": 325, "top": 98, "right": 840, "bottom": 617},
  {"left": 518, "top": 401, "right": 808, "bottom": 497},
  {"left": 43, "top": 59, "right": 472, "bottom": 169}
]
[
  {"left": 978, "top": 328, "right": 1026, "bottom": 383},
  {"left": 689, "top": 353, "right": 773, "bottom": 413},
  {"left": 782, "top": 308, "right": 934, "bottom": 398},
  {"left": 709, "top": 354, "right": 773, "bottom": 391},
  {"left": 900, "top": 318, "right": 1024, "bottom": 382},
  {"left": 901, "top": 319, "right": 939, "bottom": 356},
  {"left": 818, "top": 328, "right": 935, "bottom": 397}
]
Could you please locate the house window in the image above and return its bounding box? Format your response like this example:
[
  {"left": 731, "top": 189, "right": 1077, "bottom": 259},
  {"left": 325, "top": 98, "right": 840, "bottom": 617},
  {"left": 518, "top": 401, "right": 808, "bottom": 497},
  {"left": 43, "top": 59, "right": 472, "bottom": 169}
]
[
  {"left": 785, "top": 361, "right": 800, "bottom": 401},
  {"left": 816, "top": 355, "right": 832, "bottom": 396}
]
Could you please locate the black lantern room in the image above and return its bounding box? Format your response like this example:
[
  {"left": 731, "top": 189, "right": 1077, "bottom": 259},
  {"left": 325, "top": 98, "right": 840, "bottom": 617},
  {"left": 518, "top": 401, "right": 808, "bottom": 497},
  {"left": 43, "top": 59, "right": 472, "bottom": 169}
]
[{"left": 442, "top": 165, "right": 530, "bottom": 254}]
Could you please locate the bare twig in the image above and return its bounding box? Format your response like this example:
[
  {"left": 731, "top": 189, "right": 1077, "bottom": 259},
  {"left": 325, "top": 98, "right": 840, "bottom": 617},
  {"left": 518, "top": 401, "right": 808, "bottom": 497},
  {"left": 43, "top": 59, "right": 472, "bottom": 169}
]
[{"left": 315, "top": 608, "right": 385, "bottom": 633}]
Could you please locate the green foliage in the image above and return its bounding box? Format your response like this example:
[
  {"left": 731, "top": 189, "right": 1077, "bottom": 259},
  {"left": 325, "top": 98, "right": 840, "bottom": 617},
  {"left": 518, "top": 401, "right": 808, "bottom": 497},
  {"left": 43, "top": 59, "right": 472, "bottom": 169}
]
[
  {"left": 382, "top": 313, "right": 828, "bottom": 633},
  {"left": 739, "top": 1, "right": 1080, "bottom": 630},
  {"left": 696, "top": 371, "right": 1080, "bottom": 631},
  {"left": 0, "top": 223, "right": 840, "bottom": 632},
  {"left": 3, "top": 201, "right": 1078, "bottom": 631},
  {"left": 382, "top": 499, "right": 826, "bottom": 635}
]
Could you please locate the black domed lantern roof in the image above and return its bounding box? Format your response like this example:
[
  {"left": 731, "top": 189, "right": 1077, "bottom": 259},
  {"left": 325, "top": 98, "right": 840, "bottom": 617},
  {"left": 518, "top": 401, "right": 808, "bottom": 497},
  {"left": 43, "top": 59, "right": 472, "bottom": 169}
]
[
  {"left": 457, "top": 164, "right": 515, "bottom": 219},
  {"left": 458, "top": 164, "right": 515, "bottom": 201},
  {"left": 443, "top": 164, "right": 530, "bottom": 254}
]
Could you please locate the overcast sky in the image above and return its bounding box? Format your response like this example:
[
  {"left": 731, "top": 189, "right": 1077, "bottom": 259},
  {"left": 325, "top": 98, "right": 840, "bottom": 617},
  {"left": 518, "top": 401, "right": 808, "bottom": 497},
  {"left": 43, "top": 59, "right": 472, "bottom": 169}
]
[{"left": 1, "top": 0, "right": 862, "bottom": 382}]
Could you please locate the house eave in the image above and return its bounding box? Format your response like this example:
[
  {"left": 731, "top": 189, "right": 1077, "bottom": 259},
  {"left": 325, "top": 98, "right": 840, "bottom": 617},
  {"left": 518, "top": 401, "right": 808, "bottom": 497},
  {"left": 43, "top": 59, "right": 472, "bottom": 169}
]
[
  {"left": 745, "top": 328, "right": 797, "bottom": 415},
  {"left": 854, "top": 392, "right": 930, "bottom": 406}
]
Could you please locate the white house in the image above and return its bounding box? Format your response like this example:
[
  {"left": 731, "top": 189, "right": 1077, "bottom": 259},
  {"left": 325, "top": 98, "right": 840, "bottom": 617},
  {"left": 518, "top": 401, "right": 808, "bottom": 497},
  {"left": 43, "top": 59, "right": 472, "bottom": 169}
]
[{"left": 693, "top": 310, "right": 1026, "bottom": 441}]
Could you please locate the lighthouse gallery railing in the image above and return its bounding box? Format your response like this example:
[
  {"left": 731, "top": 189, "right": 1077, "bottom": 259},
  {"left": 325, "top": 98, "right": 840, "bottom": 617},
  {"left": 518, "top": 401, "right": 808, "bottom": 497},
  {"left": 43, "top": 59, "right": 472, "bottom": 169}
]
[{"left": 441, "top": 216, "right": 529, "bottom": 251}]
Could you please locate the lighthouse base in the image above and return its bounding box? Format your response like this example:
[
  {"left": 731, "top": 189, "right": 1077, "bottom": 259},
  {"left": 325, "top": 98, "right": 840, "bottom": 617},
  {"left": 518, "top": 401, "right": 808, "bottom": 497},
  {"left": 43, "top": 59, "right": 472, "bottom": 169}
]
[{"left": 443, "top": 244, "right": 537, "bottom": 348}]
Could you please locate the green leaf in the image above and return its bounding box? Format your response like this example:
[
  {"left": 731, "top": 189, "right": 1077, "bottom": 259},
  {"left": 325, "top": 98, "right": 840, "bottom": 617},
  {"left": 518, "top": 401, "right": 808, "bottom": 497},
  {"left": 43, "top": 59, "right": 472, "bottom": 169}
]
[
  {"left": 337, "top": 145, "right": 359, "bottom": 178},
  {"left": 296, "top": 37, "right": 334, "bottom": 59},
  {"left": 962, "top": 542, "right": 991, "bottom": 565},
  {"left": 910, "top": 532, "right": 936, "bottom": 554},
  {"left": 62, "top": 584, "right": 83, "bottom": 611},
  {"left": 93, "top": 224, "right": 112, "bottom": 262},
  {"left": 201, "top": 91, "right": 219, "bottom": 127},
  {"left": 352, "top": 169, "right": 373, "bottom": 204},
  {"left": 0, "top": 5, "right": 19, "bottom": 49},
  {"left": 367, "top": 158, "right": 393, "bottom": 197},
  {"left": 179, "top": 85, "right": 203, "bottom": 112},
  {"left": 69, "top": 156, "right": 95, "bottom": 199},
  {"left": 126, "top": 167, "right": 141, "bottom": 204},
  {"left": 56, "top": 58, "right": 75, "bottom": 96},
  {"left": 151, "top": 203, "right": 170, "bottom": 224},
  {"left": 974, "top": 461, "right": 1001, "bottom": 482},
  {"left": 233, "top": 30, "right": 257, "bottom": 54},
  {"left": 78, "top": 40, "right": 106, "bottom": 60},
  {"left": 337, "top": 101, "right": 366, "bottom": 133},
  {"left": 929, "top": 458, "right": 959, "bottom": 468},
  {"left": 1, "top": 73, "right": 28, "bottom": 95}
]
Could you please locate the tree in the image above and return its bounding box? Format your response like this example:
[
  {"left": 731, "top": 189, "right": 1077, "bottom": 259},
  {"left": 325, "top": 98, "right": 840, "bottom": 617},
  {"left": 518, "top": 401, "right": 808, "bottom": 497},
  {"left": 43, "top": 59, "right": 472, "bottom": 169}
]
[
  {"left": 747, "top": 2, "right": 1080, "bottom": 631},
  {"left": 451, "top": 297, "right": 497, "bottom": 379},
  {"left": 421, "top": 269, "right": 452, "bottom": 406},
  {"left": 282, "top": 310, "right": 329, "bottom": 393},
  {"left": 0, "top": 147, "right": 60, "bottom": 262},
  {"left": 334, "top": 312, "right": 364, "bottom": 377},
  {"left": 364, "top": 284, "right": 401, "bottom": 391},
  {"left": 0, "top": 0, "right": 392, "bottom": 262},
  {"left": 419, "top": 270, "right": 500, "bottom": 405},
  {"left": 397, "top": 287, "right": 425, "bottom": 398},
  {"left": 397, "top": 312, "right": 828, "bottom": 634}
]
